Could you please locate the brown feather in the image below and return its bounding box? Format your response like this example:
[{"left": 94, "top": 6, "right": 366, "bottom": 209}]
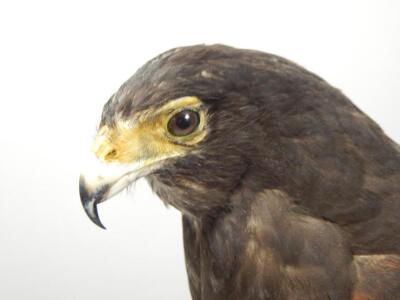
[{"left": 100, "top": 44, "right": 400, "bottom": 299}]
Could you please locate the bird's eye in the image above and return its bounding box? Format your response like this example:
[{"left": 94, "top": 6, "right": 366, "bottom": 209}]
[{"left": 167, "top": 110, "right": 200, "bottom": 136}]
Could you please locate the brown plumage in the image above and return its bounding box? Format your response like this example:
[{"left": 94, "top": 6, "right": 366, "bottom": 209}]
[{"left": 79, "top": 45, "right": 400, "bottom": 299}]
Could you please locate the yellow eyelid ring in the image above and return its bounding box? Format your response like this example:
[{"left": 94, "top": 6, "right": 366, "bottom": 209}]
[{"left": 164, "top": 108, "right": 207, "bottom": 145}]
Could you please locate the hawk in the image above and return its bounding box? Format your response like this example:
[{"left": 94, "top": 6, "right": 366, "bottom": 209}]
[{"left": 79, "top": 45, "right": 400, "bottom": 300}]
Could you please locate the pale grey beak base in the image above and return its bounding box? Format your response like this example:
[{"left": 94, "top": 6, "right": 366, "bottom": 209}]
[
  {"left": 79, "top": 175, "right": 108, "bottom": 229},
  {"left": 79, "top": 153, "right": 160, "bottom": 229}
]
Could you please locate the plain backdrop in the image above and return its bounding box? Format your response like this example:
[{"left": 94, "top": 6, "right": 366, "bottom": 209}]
[{"left": 0, "top": 0, "right": 399, "bottom": 299}]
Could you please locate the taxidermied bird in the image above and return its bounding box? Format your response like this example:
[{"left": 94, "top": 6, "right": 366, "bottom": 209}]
[{"left": 79, "top": 45, "right": 400, "bottom": 300}]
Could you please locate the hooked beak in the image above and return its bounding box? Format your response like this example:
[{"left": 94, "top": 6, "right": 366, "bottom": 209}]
[
  {"left": 79, "top": 155, "right": 150, "bottom": 229},
  {"left": 79, "top": 175, "right": 109, "bottom": 229}
]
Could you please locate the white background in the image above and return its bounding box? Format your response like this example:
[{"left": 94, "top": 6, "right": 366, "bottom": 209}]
[{"left": 0, "top": 1, "right": 399, "bottom": 299}]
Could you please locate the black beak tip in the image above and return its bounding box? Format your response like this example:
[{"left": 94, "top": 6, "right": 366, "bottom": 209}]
[
  {"left": 79, "top": 176, "right": 107, "bottom": 230},
  {"left": 83, "top": 201, "right": 107, "bottom": 230}
]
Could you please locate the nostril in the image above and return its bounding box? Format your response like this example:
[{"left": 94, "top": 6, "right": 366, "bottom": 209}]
[{"left": 105, "top": 149, "right": 117, "bottom": 160}]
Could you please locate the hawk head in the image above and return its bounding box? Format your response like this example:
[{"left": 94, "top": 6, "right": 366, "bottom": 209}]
[{"left": 79, "top": 44, "right": 347, "bottom": 228}]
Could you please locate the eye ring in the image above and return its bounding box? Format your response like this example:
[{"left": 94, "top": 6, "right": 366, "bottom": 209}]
[{"left": 167, "top": 109, "right": 200, "bottom": 137}]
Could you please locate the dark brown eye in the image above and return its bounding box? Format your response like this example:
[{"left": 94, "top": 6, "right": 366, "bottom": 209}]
[{"left": 167, "top": 110, "right": 200, "bottom": 136}]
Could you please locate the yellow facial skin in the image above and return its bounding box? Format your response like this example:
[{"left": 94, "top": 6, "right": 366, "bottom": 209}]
[{"left": 92, "top": 96, "right": 207, "bottom": 167}]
